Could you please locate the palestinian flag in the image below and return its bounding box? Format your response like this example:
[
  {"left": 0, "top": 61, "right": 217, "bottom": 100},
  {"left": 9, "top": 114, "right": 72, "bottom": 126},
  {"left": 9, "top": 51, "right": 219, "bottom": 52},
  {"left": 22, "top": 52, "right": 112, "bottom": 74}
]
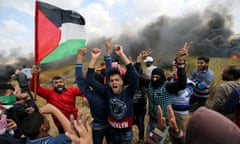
[{"left": 35, "top": 1, "right": 86, "bottom": 64}]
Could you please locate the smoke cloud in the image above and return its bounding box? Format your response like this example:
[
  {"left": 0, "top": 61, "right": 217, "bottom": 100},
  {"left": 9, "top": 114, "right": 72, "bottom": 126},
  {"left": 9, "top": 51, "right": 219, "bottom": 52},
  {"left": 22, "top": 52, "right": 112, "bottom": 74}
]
[
  {"left": 86, "top": 4, "right": 240, "bottom": 68},
  {"left": 0, "top": 50, "right": 34, "bottom": 83},
  {"left": 1, "top": 3, "right": 240, "bottom": 83}
]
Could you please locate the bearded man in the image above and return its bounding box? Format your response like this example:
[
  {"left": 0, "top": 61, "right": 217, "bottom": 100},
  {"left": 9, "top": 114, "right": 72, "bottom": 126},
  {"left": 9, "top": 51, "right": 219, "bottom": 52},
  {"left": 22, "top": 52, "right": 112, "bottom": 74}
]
[{"left": 30, "top": 65, "right": 85, "bottom": 133}]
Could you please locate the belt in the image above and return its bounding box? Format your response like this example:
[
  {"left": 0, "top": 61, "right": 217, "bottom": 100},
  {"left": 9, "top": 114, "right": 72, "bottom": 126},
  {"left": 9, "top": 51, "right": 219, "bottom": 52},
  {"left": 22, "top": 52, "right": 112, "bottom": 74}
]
[{"left": 92, "top": 124, "right": 109, "bottom": 131}]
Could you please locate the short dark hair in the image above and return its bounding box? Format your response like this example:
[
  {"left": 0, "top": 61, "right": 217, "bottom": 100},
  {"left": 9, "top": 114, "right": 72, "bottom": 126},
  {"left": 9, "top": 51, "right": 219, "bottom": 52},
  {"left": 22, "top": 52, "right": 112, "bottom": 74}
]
[
  {"left": 51, "top": 76, "right": 64, "bottom": 83},
  {"left": 21, "top": 112, "right": 44, "bottom": 139},
  {"left": 228, "top": 65, "right": 240, "bottom": 79},
  {"left": 107, "top": 68, "right": 122, "bottom": 80},
  {"left": 198, "top": 56, "right": 210, "bottom": 63},
  {"left": 0, "top": 83, "right": 15, "bottom": 95}
]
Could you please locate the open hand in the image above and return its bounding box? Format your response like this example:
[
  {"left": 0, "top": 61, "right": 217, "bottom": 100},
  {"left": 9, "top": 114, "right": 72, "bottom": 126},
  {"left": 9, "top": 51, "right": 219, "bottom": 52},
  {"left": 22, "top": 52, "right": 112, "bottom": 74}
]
[{"left": 66, "top": 111, "right": 94, "bottom": 144}]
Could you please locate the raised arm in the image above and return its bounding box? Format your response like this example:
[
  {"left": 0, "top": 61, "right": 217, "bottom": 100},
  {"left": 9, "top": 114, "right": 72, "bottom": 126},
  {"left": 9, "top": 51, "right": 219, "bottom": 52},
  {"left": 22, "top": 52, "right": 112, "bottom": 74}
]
[
  {"left": 105, "top": 39, "right": 111, "bottom": 56},
  {"left": 136, "top": 49, "right": 152, "bottom": 85},
  {"left": 29, "top": 64, "right": 53, "bottom": 99},
  {"left": 77, "top": 48, "right": 87, "bottom": 63},
  {"left": 166, "top": 42, "right": 192, "bottom": 93},
  {"left": 29, "top": 65, "right": 41, "bottom": 91},
  {"left": 113, "top": 44, "right": 139, "bottom": 95},
  {"left": 87, "top": 48, "right": 105, "bottom": 94},
  {"left": 40, "top": 103, "right": 72, "bottom": 133},
  {"left": 104, "top": 39, "right": 112, "bottom": 83},
  {"left": 75, "top": 48, "right": 94, "bottom": 98},
  {"left": 113, "top": 44, "right": 130, "bottom": 65},
  {"left": 88, "top": 48, "right": 102, "bottom": 69},
  {"left": 136, "top": 48, "right": 152, "bottom": 63}
]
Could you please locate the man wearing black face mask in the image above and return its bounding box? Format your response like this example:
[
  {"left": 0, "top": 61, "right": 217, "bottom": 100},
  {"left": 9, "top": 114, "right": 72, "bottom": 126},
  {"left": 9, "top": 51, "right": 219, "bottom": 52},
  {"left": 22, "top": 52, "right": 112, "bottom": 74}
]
[
  {"left": 138, "top": 42, "right": 191, "bottom": 143},
  {"left": 30, "top": 65, "right": 86, "bottom": 134}
]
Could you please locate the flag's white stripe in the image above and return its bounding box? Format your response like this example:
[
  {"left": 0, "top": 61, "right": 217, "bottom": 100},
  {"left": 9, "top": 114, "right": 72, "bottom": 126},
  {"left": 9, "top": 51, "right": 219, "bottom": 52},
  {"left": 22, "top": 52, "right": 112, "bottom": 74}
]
[{"left": 59, "top": 23, "right": 86, "bottom": 44}]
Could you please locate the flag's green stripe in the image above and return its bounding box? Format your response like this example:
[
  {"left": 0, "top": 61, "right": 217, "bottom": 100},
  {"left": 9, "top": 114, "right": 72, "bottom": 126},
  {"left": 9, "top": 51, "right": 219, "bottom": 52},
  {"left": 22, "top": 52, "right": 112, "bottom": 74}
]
[
  {"left": 0, "top": 94, "right": 16, "bottom": 105},
  {"left": 40, "top": 39, "right": 86, "bottom": 64}
]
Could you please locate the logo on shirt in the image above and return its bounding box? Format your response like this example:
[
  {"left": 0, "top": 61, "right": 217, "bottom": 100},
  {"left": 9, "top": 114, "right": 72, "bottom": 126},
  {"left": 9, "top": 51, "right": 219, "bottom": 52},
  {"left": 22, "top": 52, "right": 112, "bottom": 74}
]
[{"left": 109, "top": 98, "right": 127, "bottom": 120}]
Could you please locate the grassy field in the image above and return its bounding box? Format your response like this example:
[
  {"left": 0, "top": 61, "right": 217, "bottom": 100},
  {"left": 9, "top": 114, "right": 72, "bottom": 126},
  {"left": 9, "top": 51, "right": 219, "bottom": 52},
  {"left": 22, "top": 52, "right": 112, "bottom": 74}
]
[{"left": 31, "top": 56, "right": 239, "bottom": 143}]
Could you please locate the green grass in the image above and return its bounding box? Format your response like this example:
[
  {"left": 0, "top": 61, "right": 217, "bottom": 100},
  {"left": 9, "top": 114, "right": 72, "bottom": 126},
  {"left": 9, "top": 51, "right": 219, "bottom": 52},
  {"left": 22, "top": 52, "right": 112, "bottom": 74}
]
[{"left": 34, "top": 56, "right": 239, "bottom": 142}]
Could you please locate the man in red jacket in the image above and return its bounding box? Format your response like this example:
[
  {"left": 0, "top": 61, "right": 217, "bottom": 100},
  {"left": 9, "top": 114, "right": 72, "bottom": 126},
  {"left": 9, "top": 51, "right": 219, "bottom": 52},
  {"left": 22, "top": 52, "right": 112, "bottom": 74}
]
[{"left": 30, "top": 65, "right": 85, "bottom": 133}]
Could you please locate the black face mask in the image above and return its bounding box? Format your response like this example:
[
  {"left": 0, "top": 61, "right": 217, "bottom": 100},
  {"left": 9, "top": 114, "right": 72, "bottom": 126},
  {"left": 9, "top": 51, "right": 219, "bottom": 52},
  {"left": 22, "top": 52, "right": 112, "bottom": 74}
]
[
  {"left": 151, "top": 68, "right": 166, "bottom": 89},
  {"left": 151, "top": 78, "right": 162, "bottom": 89}
]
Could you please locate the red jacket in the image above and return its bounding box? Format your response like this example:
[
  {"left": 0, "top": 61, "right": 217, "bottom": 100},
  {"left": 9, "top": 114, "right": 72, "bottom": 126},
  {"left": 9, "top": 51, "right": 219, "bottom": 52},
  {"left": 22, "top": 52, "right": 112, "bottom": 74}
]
[{"left": 30, "top": 76, "right": 84, "bottom": 126}]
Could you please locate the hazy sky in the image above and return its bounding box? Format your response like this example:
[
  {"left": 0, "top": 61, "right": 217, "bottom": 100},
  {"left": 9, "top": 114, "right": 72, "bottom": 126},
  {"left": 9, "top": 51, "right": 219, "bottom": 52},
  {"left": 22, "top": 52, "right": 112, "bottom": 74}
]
[{"left": 0, "top": 0, "right": 239, "bottom": 58}]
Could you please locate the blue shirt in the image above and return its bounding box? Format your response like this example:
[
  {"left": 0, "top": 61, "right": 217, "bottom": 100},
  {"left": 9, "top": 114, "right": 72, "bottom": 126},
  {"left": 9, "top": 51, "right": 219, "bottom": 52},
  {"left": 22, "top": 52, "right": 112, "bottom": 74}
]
[
  {"left": 25, "top": 134, "right": 71, "bottom": 144},
  {"left": 190, "top": 68, "right": 214, "bottom": 98},
  {"left": 75, "top": 63, "right": 108, "bottom": 128}
]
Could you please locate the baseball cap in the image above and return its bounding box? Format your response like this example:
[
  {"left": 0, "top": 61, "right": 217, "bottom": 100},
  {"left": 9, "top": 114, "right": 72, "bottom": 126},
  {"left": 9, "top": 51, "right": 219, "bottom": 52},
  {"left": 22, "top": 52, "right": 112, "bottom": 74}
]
[{"left": 144, "top": 56, "right": 154, "bottom": 63}]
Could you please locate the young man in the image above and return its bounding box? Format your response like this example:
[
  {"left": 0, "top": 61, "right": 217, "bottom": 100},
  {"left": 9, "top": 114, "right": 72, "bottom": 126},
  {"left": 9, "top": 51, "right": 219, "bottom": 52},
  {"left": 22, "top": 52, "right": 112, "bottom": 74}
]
[
  {"left": 125, "top": 49, "right": 152, "bottom": 143},
  {"left": 189, "top": 56, "right": 214, "bottom": 111},
  {"left": 86, "top": 45, "right": 139, "bottom": 143},
  {"left": 136, "top": 43, "right": 190, "bottom": 144},
  {"left": 11, "top": 68, "right": 34, "bottom": 100},
  {"left": 30, "top": 66, "right": 85, "bottom": 133},
  {"left": 211, "top": 65, "right": 240, "bottom": 121},
  {"left": 132, "top": 62, "right": 148, "bottom": 143},
  {"left": 21, "top": 104, "right": 72, "bottom": 144},
  {"left": 144, "top": 56, "right": 157, "bottom": 79},
  {"left": 167, "top": 58, "right": 195, "bottom": 134},
  {"left": 75, "top": 47, "right": 109, "bottom": 144},
  {"left": 21, "top": 65, "right": 33, "bottom": 82}
]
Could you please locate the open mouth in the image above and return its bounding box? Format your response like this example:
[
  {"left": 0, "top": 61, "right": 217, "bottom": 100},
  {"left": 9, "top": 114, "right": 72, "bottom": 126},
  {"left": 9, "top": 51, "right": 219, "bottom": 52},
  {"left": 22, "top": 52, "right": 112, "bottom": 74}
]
[
  {"left": 112, "top": 86, "right": 119, "bottom": 91},
  {"left": 112, "top": 86, "right": 118, "bottom": 88}
]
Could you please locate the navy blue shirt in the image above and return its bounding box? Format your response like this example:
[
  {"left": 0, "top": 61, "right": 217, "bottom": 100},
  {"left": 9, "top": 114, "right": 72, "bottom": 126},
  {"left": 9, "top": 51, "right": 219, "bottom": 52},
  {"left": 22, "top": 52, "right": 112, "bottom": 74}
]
[
  {"left": 87, "top": 63, "right": 139, "bottom": 129},
  {"left": 75, "top": 63, "right": 108, "bottom": 128}
]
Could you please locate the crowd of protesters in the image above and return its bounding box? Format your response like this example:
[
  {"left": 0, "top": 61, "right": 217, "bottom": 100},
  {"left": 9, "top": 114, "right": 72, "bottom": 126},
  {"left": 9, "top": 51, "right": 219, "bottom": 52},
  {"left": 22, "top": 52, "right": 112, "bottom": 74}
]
[{"left": 1, "top": 39, "right": 240, "bottom": 144}]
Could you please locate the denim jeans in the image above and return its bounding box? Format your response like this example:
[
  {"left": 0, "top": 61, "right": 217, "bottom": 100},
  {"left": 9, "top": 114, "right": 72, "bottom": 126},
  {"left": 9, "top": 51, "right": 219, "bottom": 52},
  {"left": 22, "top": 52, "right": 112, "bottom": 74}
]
[
  {"left": 93, "top": 126, "right": 110, "bottom": 144},
  {"left": 109, "top": 127, "right": 133, "bottom": 144}
]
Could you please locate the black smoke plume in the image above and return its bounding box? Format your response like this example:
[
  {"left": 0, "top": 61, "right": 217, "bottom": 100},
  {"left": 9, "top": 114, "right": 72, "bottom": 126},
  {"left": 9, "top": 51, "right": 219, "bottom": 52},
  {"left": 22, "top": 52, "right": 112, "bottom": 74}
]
[
  {"left": 86, "top": 4, "right": 240, "bottom": 68},
  {"left": 1, "top": 4, "right": 240, "bottom": 82},
  {"left": 0, "top": 51, "right": 34, "bottom": 83}
]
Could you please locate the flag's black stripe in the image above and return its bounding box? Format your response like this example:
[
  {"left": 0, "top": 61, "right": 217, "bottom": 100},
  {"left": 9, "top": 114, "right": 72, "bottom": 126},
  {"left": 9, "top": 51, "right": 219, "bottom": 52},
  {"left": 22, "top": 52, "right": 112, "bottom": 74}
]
[{"left": 38, "top": 1, "right": 85, "bottom": 27}]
